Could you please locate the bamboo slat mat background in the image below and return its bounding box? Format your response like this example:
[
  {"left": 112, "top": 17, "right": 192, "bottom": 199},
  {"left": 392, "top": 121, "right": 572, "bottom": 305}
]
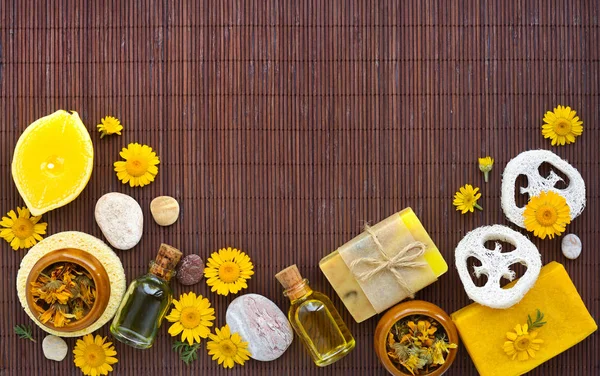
[{"left": 1, "top": 1, "right": 598, "bottom": 375}]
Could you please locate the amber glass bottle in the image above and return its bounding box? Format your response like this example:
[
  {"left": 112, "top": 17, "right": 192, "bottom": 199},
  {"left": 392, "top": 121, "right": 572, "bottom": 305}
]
[
  {"left": 110, "top": 244, "right": 182, "bottom": 349},
  {"left": 276, "top": 264, "right": 355, "bottom": 366}
]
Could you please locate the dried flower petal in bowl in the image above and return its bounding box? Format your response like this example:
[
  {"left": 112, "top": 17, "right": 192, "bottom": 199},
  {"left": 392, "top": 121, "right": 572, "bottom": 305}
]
[
  {"left": 30, "top": 262, "right": 96, "bottom": 327},
  {"left": 25, "top": 248, "right": 111, "bottom": 333}
]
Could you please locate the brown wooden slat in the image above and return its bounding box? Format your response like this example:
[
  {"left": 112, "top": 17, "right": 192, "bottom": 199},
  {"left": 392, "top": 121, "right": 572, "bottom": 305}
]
[{"left": 0, "top": 0, "right": 598, "bottom": 375}]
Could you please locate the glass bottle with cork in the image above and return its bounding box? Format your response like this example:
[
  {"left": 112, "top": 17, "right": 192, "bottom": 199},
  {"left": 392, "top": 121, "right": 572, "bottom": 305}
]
[
  {"left": 275, "top": 264, "right": 355, "bottom": 366},
  {"left": 110, "top": 243, "right": 182, "bottom": 349}
]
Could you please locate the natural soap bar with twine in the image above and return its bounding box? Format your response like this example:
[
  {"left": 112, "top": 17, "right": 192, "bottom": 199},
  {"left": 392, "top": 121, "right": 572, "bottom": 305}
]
[{"left": 319, "top": 208, "right": 448, "bottom": 323}]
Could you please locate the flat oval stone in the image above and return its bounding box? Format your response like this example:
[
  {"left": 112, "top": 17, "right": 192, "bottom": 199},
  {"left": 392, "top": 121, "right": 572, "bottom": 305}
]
[
  {"left": 226, "top": 293, "right": 293, "bottom": 361},
  {"left": 562, "top": 234, "right": 582, "bottom": 260},
  {"left": 42, "top": 335, "right": 68, "bottom": 361},
  {"left": 177, "top": 254, "right": 204, "bottom": 285},
  {"left": 95, "top": 192, "right": 143, "bottom": 250},
  {"left": 150, "top": 196, "right": 180, "bottom": 226}
]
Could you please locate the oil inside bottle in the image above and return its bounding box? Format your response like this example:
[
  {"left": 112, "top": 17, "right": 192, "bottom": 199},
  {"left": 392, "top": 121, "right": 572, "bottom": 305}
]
[
  {"left": 110, "top": 244, "right": 182, "bottom": 349},
  {"left": 276, "top": 264, "right": 355, "bottom": 367},
  {"left": 292, "top": 291, "right": 355, "bottom": 366},
  {"left": 110, "top": 274, "right": 172, "bottom": 349}
]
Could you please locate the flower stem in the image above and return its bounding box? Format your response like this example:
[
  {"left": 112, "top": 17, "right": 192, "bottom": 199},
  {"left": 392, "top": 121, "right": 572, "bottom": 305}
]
[
  {"left": 474, "top": 203, "right": 483, "bottom": 211},
  {"left": 484, "top": 171, "right": 489, "bottom": 183}
]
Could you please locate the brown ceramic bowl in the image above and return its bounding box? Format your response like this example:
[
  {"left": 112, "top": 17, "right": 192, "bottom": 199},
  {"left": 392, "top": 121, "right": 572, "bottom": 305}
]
[
  {"left": 374, "top": 300, "right": 459, "bottom": 376},
  {"left": 25, "top": 248, "right": 110, "bottom": 333}
]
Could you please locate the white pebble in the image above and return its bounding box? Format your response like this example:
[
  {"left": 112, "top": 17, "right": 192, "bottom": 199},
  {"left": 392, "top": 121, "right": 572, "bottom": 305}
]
[
  {"left": 42, "top": 335, "right": 68, "bottom": 361},
  {"left": 95, "top": 192, "right": 143, "bottom": 250},
  {"left": 562, "top": 234, "right": 582, "bottom": 260}
]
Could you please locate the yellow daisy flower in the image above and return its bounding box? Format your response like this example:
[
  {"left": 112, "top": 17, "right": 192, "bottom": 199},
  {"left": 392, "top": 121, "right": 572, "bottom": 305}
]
[
  {"left": 204, "top": 247, "right": 254, "bottom": 296},
  {"left": 166, "top": 292, "right": 216, "bottom": 346},
  {"left": 73, "top": 334, "right": 118, "bottom": 376},
  {"left": 0, "top": 206, "right": 47, "bottom": 250},
  {"left": 207, "top": 325, "right": 251, "bottom": 369},
  {"left": 478, "top": 156, "right": 494, "bottom": 182},
  {"left": 97, "top": 116, "right": 123, "bottom": 138},
  {"left": 452, "top": 184, "right": 483, "bottom": 214},
  {"left": 542, "top": 105, "right": 583, "bottom": 146},
  {"left": 113, "top": 143, "right": 160, "bottom": 187},
  {"left": 523, "top": 191, "right": 571, "bottom": 239},
  {"left": 503, "top": 323, "right": 543, "bottom": 361}
]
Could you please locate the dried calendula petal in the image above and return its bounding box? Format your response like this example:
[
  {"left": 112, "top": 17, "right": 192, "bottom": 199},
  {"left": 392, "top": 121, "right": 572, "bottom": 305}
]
[{"left": 150, "top": 196, "right": 180, "bottom": 226}]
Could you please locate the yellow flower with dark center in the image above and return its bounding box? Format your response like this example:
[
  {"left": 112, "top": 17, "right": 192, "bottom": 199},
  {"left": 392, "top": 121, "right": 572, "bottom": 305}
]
[
  {"left": 503, "top": 323, "right": 543, "bottom": 361},
  {"left": 0, "top": 207, "right": 47, "bottom": 250},
  {"left": 204, "top": 247, "right": 254, "bottom": 296},
  {"left": 542, "top": 105, "right": 583, "bottom": 146},
  {"left": 453, "top": 184, "right": 483, "bottom": 214},
  {"left": 97, "top": 116, "right": 123, "bottom": 138},
  {"left": 523, "top": 191, "right": 571, "bottom": 239},
  {"left": 113, "top": 143, "right": 160, "bottom": 187},
  {"left": 207, "top": 325, "right": 251, "bottom": 369},
  {"left": 73, "top": 334, "right": 118, "bottom": 376},
  {"left": 478, "top": 156, "right": 494, "bottom": 182},
  {"left": 166, "top": 292, "right": 216, "bottom": 345}
]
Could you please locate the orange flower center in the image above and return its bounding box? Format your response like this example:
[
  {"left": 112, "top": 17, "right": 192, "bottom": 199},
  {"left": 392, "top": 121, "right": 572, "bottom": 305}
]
[
  {"left": 180, "top": 307, "right": 202, "bottom": 329},
  {"left": 12, "top": 217, "right": 34, "bottom": 239},
  {"left": 535, "top": 205, "right": 558, "bottom": 226},
  {"left": 218, "top": 339, "right": 238, "bottom": 357},
  {"left": 513, "top": 335, "right": 531, "bottom": 352},
  {"left": 553, "top": 119, "right": 572, "bottom": 136},
  {"left": 84, "top": 343, "right": 106, "bottom": 367},
  {"left": 219, "top": 261, "right": 241, "bottom": 283},
  {"left": 125, "top": 157, "right": 149, "bottom": 177}
]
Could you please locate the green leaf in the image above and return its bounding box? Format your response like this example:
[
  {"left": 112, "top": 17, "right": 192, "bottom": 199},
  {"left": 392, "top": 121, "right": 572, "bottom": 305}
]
[
  {"left": 14, "top": 325, "right": 36, "bottom": 342},
  {"left": 527, "top": 309, "right": 546, "bottom": 329},
  {"left": 172, "top": 340, "right": 201, "bottom": 365}
]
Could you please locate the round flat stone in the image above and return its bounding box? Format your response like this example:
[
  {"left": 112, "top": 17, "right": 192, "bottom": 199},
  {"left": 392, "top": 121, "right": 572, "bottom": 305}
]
[
  {"left": 562, "top": 234, "right": 582, "bottom": 260},
  {"left": 95, "top": 192, "right": 143, "bottom": 250},
  {"left": 176, "top": 254, "right": 204, "bottom": 285},
  {"left": 150, "top": 196, "right": 180, "bottom": 226},
  {"left": 226, "top": 293, "right": 293, "bottom": 361},
  {"left": 42, "top": 335, "right": 68, "bottom": 361}
]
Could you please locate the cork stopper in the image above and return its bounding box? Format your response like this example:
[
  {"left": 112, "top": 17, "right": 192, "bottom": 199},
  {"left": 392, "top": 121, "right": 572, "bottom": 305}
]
[
  {"left": 149, "top": 243, "right": 183, "bottom": 281},
  {"left": 275, "top": 264, "right": 303, "bottom": 290}
]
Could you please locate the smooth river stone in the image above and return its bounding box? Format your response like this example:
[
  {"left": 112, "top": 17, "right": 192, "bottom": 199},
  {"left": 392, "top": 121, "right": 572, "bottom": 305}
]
[
  {"left": 177, "top": 254, "right": 204, "bottom": 285},
  {"left": 226, "top": 294, "right": 293, "bottom": 361},
  {"left": 561, "top": 234, "right": 582, "bottom": 260},
  {"left": 95, "top": 192, "right": 143, "bottom": 250},
  {"left": 42, "top": 335, "right": 68, "bottom": 361}
]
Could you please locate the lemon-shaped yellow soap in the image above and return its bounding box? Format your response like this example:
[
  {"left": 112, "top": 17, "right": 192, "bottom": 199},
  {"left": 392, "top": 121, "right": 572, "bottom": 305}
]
[{"left": 12, "top": 110, "right": 94, "bottom": 216}]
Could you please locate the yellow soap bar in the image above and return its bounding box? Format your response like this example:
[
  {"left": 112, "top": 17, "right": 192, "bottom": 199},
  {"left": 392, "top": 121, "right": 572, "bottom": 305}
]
[
  {"left": 319, "top": 208, "right": 447, "bottom": 323},
  {"left": 452, "top": 262, "right": 597, "bottom": 376}
]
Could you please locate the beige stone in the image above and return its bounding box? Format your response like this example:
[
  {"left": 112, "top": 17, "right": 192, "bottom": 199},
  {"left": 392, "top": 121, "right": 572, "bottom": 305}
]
[
  {"left": 42, "top": 335, "right": 68, "bottom": 361},
  {"left": 150, "top": 196, "right": 179, "bottom": 226}
]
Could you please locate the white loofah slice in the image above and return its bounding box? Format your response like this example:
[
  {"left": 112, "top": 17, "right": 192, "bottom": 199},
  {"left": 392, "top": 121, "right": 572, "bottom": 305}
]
[
  {"left": 455, "top": 225, "right": 541, "bottom": 309},
  {"left": 501, "top": 150, "right": 586, "bottom": 228}
]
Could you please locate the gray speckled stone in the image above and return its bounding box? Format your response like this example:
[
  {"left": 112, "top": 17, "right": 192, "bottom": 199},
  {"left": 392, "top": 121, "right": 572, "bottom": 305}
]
[{"left": 226, "top": 294, "right": 293, "bottom": 361}]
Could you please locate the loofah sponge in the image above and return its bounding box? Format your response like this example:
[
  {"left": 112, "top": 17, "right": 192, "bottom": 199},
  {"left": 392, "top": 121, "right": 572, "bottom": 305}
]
[
  {"left": 501, "top": 150, "right": 586, "bottom": 228},
  {"left": 16, "top": 231, "right": 126, "bottom": 337},
  {"left": 455, "top": 225, "right": 541, "bottom": 309}
]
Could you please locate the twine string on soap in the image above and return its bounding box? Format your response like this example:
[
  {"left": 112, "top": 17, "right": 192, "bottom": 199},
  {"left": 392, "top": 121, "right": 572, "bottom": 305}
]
[{"left": 349, "top": 224, "right": 428, "bottom": 298}]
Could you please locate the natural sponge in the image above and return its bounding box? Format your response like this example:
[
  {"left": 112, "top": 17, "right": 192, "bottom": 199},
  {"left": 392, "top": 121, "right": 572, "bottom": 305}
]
[
  {"left": 455, "top": 225, "right": 541, "bottom": 309},
  {"left": 501, "top": 150, "right": 586, "bottom": 228},
  {"left": 16, "top": 231, "right": 126, "bottom": 337}
]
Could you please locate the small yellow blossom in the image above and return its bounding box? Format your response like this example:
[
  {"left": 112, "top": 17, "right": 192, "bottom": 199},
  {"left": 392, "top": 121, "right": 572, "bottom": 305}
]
[
  {"left": 97, "top": 116, "right": 123, "bottom": 138},
  {"left": 453, "top": 184, "right": 483, "bottom": 214},
  {"left": 478, "top": 156, "right": 494, "bottom": 182}
]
